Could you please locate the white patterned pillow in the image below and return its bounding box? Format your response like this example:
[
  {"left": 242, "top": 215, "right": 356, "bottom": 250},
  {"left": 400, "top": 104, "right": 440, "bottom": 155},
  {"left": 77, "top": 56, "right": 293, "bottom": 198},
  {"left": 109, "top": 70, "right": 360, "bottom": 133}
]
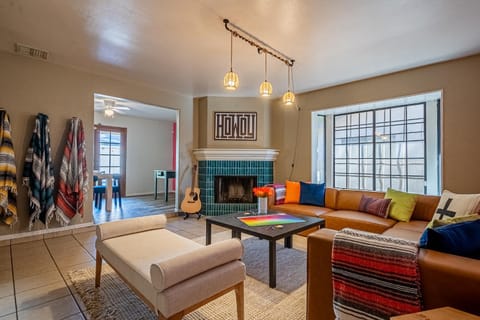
[{"left": 429, "top": 190, "right": 480, "bottom": 225}]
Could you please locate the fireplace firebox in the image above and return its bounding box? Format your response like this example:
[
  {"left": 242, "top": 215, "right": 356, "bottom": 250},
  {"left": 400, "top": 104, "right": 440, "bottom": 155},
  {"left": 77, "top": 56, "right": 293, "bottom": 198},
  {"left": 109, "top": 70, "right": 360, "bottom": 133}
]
[{"left": 215, "top": 176, "right": 256, "bottom": 204}]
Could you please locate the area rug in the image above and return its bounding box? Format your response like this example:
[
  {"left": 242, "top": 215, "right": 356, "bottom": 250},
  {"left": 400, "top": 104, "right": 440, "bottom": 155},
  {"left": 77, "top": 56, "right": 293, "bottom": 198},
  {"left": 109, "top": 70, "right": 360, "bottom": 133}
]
[
  {"left": 242, "top": 237, "right": 306, "bottom": 293},
  {"left": 68, "top": 265, "right": 306, "bottom": 320}
]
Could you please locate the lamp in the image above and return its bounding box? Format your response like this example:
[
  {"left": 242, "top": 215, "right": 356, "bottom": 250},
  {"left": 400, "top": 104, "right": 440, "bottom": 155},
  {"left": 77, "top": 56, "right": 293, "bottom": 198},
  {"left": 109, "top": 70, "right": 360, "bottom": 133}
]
[
  {"left": 259, "top": 50, "right": 273, "bottom": 97},
  {"left": 282, "top": 65, "right": 296, "bottom": 105},
  {"left": 224, "top": 32, "right": 239, "bottom": 90},
  {"left": 223, "top": 18, "right": 295, "bottom": 103}
]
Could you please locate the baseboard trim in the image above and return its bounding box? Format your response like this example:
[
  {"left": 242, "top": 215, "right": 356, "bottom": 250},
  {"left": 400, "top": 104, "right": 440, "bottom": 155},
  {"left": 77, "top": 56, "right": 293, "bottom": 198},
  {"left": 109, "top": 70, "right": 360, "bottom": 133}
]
[{"left": 0, "top": 222, "right": 95, "bottom": 243}]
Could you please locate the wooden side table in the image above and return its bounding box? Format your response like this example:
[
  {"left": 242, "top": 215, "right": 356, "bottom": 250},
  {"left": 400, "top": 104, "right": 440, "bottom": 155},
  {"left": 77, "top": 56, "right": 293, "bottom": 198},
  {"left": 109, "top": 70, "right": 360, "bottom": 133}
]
[{"left": 391, "top": 307, "right": 480, "bottom": 320}]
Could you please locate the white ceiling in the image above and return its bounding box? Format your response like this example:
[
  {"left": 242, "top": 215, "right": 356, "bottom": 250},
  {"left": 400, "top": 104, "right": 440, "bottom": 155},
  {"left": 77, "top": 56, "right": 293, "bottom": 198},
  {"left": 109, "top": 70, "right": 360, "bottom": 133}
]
[
  {"left": 94, "top": 93, "right": 177, "bottom": 121},
  {"left": 1, "top": 0, "right": 480, "bottom": 100}
]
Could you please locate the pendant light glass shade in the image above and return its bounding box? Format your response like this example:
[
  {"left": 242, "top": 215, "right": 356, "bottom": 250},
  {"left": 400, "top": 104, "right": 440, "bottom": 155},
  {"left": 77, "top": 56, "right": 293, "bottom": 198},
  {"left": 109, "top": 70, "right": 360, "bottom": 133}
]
[
  {"left": 283, "top": 65, "right": 295, "bottom": 105},
  {"left": 282, "top": 90, "right": 296, "bottom": 105},
  {"left": 259, "top": 51, "right": 272, "bottom": 96},
  {"left": 259, "top": 81, "right": 273, "bottom": 96},
  {"left": 224, "top": 70, "right": 239, "bottom": 90},
  {"left": 224, "top": 32, "right": 239, "bottom": 90}
]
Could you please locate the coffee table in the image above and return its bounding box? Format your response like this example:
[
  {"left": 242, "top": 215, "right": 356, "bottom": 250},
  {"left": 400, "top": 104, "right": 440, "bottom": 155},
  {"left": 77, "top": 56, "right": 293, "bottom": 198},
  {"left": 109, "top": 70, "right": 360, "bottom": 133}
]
[{"left": 205, "top": 211, "right": 325, "bottom": 288}]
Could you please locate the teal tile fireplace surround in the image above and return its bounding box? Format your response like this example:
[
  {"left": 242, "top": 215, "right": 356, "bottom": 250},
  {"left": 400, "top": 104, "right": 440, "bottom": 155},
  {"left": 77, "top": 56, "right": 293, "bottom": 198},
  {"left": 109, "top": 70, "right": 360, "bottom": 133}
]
[{"left": 198, "top": 160, "right": 274, "bottom": 216}]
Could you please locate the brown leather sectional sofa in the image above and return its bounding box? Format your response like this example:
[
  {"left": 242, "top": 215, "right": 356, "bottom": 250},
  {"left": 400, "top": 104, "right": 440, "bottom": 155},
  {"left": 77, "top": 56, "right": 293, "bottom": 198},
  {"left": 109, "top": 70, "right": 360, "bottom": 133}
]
[{"left": 269, "top": 187, "right": 480, "bottom": 319}]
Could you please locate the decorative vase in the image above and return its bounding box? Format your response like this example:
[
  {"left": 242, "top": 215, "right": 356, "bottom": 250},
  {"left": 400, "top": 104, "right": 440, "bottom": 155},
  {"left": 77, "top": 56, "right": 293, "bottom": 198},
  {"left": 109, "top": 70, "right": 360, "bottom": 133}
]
[{"left": 257, "top": 197, "right": 268, "bottom": 214}]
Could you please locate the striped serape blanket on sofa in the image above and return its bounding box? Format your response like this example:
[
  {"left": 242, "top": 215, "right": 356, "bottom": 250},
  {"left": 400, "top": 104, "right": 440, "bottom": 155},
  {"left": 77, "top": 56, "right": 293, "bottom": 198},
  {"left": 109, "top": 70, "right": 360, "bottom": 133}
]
[{"left": 332, "top": 228, "right": 422, "bottom": 320}]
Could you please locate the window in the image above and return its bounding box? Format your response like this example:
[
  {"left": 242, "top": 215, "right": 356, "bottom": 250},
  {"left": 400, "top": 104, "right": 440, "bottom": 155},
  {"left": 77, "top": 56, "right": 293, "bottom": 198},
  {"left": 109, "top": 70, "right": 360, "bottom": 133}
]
[{"left": 312, "top": 92, "right": 441, "bottom": 195}]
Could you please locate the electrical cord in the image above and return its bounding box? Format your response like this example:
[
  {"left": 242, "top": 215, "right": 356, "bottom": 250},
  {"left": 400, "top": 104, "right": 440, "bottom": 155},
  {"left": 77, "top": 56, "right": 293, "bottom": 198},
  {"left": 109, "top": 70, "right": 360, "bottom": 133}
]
[{"left": 288, "top": 104, "right": 301, "bottom": 180}]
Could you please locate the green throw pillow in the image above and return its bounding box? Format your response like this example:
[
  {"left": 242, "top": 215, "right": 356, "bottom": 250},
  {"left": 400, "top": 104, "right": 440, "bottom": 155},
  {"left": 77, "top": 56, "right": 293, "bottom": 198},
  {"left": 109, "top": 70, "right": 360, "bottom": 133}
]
[
  {"left": 384, "top": 188, "right": 417, "bottom": 222},
  {"left": 429, "top": 214, "right": 480, "bottom": 228}
]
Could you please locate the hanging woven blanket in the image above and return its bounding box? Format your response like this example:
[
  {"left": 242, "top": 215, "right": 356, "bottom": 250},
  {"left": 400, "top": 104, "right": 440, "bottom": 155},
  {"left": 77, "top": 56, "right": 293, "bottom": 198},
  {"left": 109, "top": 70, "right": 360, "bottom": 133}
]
[
  {"left": 56, "top": 117, "right": 88, "bottom": 226},
  {"left": 0, "top": 110, "right": 17, "bottom": 226},
  {"left": 332, "top": 228, "right": 422, "bottom": 320},
  {"left": 23, "top": 113, "right": 55, "bottom": 229}
]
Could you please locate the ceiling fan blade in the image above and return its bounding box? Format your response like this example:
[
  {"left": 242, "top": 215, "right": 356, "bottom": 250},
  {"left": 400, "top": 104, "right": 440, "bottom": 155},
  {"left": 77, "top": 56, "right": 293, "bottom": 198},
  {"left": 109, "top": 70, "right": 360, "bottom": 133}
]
[{"left": 113, "top": 106, "right": 131, "bottom": 110}]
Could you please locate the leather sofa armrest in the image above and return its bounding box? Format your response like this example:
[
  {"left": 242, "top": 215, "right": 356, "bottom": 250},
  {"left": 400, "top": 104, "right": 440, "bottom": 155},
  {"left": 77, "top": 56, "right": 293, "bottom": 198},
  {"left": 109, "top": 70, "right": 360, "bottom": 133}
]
[
  {"left": 307, "top": 228, "right": 336, "bottom": 320},
  {"left": 150, "top": 238, "right": 244, "bottom": 291},
  {"left": 96, "top": 215, "right": 167, "bottom": 241},
  {"left": 419, "top": 249, "right": 480, "bottom": 314}
]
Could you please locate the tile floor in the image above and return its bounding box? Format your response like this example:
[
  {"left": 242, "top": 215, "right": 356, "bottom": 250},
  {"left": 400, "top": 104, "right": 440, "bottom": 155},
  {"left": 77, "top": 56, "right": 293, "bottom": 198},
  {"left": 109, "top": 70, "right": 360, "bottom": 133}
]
[{"left": 0, "top": 215, "right": 307, "bottom": 320}]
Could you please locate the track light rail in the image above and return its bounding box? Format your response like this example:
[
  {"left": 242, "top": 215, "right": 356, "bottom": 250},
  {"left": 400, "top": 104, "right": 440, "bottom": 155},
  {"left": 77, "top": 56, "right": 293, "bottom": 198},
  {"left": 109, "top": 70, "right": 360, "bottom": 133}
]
[{"left": 223, "top": 19, "right": 295, "bottom": 67}]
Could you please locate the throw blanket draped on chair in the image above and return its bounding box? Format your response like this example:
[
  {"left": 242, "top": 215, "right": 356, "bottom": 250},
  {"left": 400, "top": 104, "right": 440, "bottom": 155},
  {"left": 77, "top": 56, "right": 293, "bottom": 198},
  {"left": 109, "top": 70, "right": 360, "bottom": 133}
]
[
  {"left": 23, "top": 113, "right": 55, "bottom": 229},
  {"left": 332, "top": 228, "right": 422, "bottom": 320},
  {"left": 56, "top": 117, "right": 88, "bottom": 226},
  {"left": 0, "top": 110, "right": 17, "bottom": 226}
]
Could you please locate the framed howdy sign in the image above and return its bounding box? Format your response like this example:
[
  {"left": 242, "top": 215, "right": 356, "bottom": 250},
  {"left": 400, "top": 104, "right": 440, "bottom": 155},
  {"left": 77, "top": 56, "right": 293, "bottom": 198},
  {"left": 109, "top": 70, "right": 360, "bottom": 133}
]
[{"left": 214, "top": 112, "right": 257, "bottom": 141}]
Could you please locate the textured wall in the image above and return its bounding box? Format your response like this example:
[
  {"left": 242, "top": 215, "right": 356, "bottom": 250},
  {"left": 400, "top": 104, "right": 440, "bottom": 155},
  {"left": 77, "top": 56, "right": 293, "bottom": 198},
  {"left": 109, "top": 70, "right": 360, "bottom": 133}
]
[
  {"left": 0, "top": 51, "right": 193, "bottom": 236},
  {"left": 271, "top": 54, "right": 480, "bottom": 194}
]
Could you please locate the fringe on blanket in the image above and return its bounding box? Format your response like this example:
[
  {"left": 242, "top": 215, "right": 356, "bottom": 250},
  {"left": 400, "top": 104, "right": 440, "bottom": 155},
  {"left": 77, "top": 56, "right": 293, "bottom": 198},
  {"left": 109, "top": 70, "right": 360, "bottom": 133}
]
[
  {"left": 332, "top": 228, "right": 422, "bottom": 320},
  {"left": 0, "top": 109, "right": 18, "bottom": 226}
]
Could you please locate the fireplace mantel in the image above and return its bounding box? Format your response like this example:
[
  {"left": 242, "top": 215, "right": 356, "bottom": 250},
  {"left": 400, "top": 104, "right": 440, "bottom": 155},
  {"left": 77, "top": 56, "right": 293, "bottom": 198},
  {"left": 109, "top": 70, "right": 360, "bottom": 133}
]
[{"left": 193, "top": 148, "right": 279, "bottom": 161}]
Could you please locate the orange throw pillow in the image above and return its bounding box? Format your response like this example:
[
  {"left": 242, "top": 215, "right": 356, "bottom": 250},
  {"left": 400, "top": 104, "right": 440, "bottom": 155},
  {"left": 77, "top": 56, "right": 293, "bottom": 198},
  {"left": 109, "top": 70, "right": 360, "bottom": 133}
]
[{"left": 284, "top": 180, "right": 301, "bottom": 204}]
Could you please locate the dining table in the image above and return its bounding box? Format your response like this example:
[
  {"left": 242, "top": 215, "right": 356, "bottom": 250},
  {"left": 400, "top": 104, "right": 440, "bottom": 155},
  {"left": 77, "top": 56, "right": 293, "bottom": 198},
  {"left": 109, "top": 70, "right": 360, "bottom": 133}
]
[{"left": 93, "top": 171, "right": 113, "bottom": 212}]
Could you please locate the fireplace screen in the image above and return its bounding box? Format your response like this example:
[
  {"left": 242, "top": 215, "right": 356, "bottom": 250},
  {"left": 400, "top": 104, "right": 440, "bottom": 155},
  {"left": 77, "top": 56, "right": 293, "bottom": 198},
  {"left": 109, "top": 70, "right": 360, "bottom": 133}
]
[{"left": 215, "top": 176, "right": 257, "bottom": 203}]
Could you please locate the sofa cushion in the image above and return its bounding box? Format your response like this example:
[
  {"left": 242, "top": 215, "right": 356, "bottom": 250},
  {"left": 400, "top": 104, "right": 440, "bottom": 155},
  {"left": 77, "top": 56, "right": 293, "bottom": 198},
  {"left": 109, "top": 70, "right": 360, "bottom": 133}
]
[
  {"left": 419, "top": 220, "right": 480, "bottom": 259},
  {"left": 381, "top": 228, "right": 423, "bottom": 242},
  {"left": 385, "top": 188, "right": 417, "bottom": 222},
  {"left": 390, "top": 220, "right": 429, "bottom": 233},
  {"left": 358, "top": 195, "right": 391, "bottom": 218},
  {"left": 323, "top": 210, "right": 397, "bottom": 234},
  {"left": 410, "top": 194, "right": 440, "bottom": 221},
  {"left": 284, "top": 180, "right": 301, "bottom": 203},
  {"left": 335, "top": 189, "right": 384, "bottom": 211},
  {"left": 299, "top": 181, "right": 325, "bottom": 206},
  {"left": 270, "top": 203, "right": 333, "bottom": 217}
]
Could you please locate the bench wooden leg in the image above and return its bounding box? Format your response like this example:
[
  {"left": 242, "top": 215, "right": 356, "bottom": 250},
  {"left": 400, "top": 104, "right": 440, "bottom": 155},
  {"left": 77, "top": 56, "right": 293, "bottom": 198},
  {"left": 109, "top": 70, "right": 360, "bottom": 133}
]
[
  {"left": 95, "top": 250, "right": 102, "bottom": 288},
  {"left": 235, "top": 282, "right": 244, "bottom": 320}
]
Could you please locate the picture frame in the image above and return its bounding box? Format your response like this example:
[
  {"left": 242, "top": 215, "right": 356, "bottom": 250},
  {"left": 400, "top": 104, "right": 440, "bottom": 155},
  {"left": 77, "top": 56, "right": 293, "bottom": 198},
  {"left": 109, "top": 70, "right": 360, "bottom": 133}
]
[{"left": 214, "top": 112, "right": 257, "bottom": 141}]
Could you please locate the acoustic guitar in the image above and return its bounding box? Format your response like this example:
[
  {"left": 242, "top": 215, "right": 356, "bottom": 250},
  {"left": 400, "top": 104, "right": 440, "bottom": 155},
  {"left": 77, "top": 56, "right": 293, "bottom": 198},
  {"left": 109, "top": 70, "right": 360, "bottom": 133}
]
[{"left": 181, "top": 164, "right": 202, "bottom": 219}]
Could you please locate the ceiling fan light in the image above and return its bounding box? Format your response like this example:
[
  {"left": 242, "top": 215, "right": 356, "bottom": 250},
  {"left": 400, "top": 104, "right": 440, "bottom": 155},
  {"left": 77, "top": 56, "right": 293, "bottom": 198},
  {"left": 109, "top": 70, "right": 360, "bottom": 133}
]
[
  {"left": 259, "top": 81, "right": 272, "bottom": 97},
  {"left": 282, "top": 90, "right": 296, "bottom": 105},
  {"left": 224, "top": 70, "right": 239, "bottom": 90},
  {"left": 104, "top": 108, "right": 115, "bottom": 118}
]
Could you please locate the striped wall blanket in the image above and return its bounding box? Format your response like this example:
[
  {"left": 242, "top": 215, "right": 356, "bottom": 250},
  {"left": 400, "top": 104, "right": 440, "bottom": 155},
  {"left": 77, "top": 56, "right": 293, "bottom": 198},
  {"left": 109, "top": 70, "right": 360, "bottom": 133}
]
[
  {"left": 56, "top": 118, "right": 88, "bottom": 226},
  {"left": 332, "top": 228, "right": 422, "bottom": 320},
  {"left": 23, "top": 113, "right": 55, "bottom": 229},
  {"left": 0, "top": 110, "right": 17, "bottom": 226}
]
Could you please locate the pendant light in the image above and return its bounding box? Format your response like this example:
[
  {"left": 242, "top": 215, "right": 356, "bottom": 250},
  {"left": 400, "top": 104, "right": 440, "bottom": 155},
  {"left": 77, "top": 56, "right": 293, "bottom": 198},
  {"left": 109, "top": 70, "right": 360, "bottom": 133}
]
[
  {"left": 224, "top": 32, "right": 239, "bottom": 90},
  {"left": 282, "top": 65, "right": 296, "bottom": 105},
  {"left": 259, "top": 50, "right": 272, "bottom": 97}
]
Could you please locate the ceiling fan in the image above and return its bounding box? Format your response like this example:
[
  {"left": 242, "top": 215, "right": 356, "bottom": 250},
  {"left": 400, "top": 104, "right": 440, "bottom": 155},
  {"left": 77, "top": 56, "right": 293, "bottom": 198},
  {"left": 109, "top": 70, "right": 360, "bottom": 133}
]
[{"left": 95, "top": 97, "right": 131, "bottom": 118}]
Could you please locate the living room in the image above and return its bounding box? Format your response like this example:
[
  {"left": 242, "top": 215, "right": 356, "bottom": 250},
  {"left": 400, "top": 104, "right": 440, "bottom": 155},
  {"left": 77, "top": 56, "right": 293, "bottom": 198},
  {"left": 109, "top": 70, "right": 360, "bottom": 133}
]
[{"left": 1, "top": 1, "right": 480, "bottom": 319}]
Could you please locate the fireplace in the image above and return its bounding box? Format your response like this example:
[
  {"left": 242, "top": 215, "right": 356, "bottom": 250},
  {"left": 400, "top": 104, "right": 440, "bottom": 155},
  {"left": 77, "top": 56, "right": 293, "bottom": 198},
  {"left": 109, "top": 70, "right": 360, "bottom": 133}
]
[
  {"left": 193, "top": 148, "right": 279, "bottom": 216},
  {"left": 215, "top": 176, "right": 256, "bottom": 203}
]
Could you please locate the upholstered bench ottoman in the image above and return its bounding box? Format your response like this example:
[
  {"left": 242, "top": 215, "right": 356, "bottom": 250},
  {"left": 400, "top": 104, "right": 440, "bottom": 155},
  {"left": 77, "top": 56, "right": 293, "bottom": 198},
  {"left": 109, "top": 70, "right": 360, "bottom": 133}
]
[{"left": 95, "top": 215, "right": 246, "bottom": 320}]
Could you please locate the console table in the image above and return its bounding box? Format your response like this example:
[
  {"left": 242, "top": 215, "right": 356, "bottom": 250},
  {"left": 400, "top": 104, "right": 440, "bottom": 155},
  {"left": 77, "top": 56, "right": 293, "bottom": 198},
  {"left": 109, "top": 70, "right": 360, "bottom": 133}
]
[
  {"left": 153, "top": 170, "right": 176, "bottom": 202},
  {"left": 391, "top": 307, "right": 479, "bottom": 320}
]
